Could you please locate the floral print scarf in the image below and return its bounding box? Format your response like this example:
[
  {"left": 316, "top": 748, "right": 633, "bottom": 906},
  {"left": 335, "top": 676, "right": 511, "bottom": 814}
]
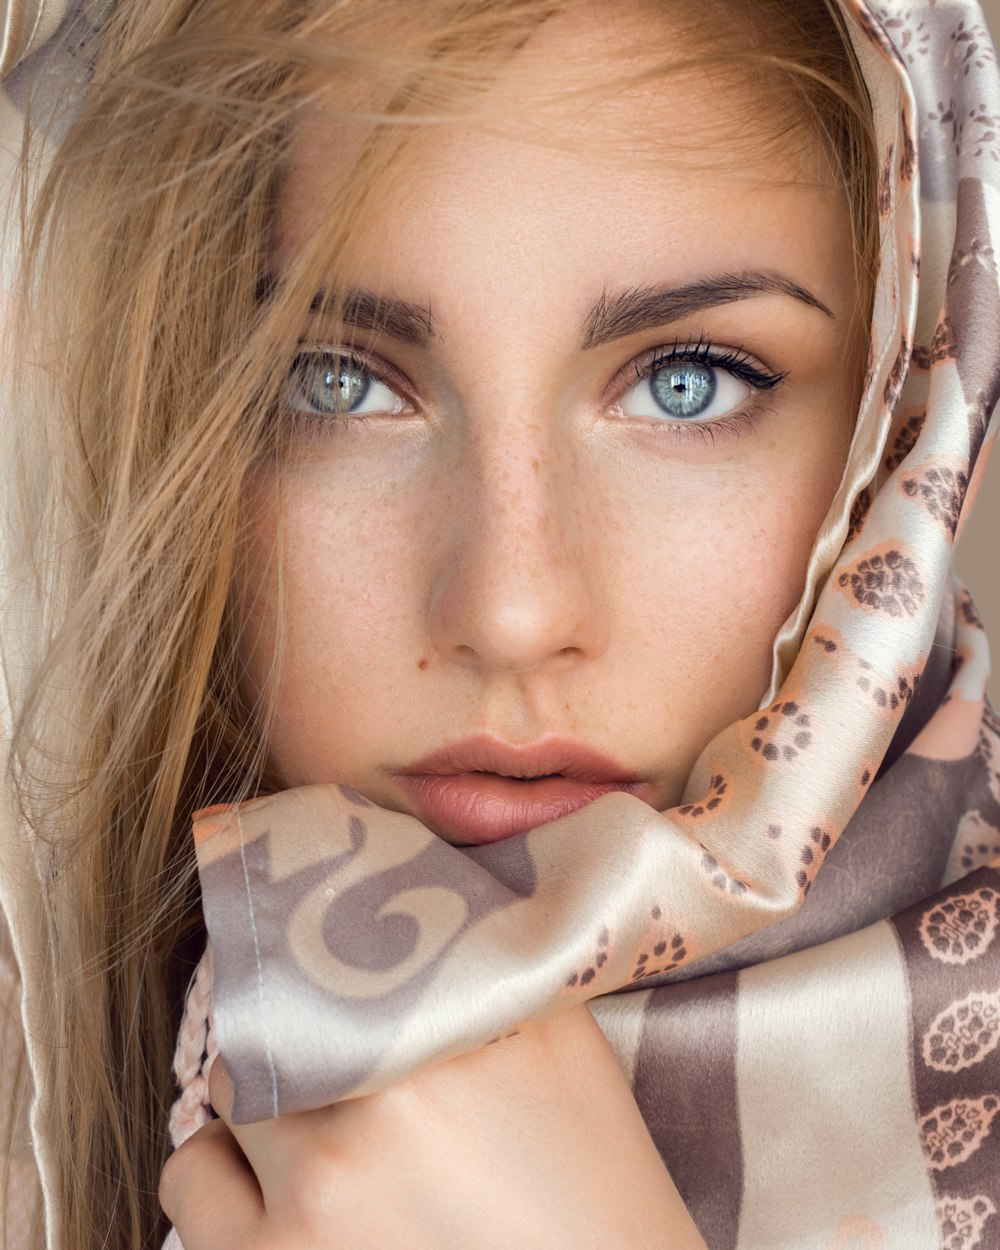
[{"left": 0, "top": 0, "right": 997, "bottom": 1247}]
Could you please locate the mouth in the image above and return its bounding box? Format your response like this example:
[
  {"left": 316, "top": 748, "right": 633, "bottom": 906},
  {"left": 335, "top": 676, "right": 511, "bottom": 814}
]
[{"left": 391, "top": 735, "right": 653, "bottom": 844}]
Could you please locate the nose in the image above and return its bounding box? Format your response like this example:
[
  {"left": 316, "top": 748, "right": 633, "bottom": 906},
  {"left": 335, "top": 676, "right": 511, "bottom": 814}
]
[{"left": 427, "top": 430, "right": 609, "bottom": 675}]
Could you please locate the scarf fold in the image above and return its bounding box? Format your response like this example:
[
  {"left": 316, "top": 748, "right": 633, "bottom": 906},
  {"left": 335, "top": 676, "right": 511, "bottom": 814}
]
[{"left": 150, "top": 0, "right": 998, "bottom": 1243}]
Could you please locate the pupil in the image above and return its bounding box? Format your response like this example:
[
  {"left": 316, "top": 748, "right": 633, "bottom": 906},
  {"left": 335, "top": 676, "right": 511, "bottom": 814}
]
[{"left": 650, "top": 364, "right": 716, "bottom": 419}]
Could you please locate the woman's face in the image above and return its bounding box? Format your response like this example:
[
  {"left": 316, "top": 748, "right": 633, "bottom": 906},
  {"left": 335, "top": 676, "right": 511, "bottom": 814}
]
[{"left": 237, "top": 4, "right": 862, "bottom": 845}]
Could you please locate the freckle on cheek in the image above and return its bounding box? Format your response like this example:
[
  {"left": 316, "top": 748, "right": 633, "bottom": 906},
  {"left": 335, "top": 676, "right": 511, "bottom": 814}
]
[{"left": 417, "top": 657, "right": 429, "bottom": 670}]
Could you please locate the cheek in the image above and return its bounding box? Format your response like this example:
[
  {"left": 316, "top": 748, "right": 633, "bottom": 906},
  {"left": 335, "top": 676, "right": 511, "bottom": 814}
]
[
  {"left": 620, "top": 423, "right": 849, "bottom": 757},
  {"left": 634, "top": 510, "right": 802, "bottom": 702},
  {"left": 233, "top": 468, "right": 430, "bottom": 786}
]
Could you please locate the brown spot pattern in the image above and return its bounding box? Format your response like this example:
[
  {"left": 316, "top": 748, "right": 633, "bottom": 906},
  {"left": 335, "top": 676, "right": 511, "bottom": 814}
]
[
  {"left": 847, "top": 487, "right": 872, "bottom": 544},
  {"left": 565, "top": 923, "right": 615, "bottom": 988},
  {"left": 878, "top": 143, "right": 895, "bottom": 216},
  {"left": 921, "top": 1095, "right": 1000, "bottom": 1170},
  {"left": 937, "top": 1195, "right": 997, "bottom": 1250},
  {"left": 900, "top": 116, "right": 917, "bottom": 180},
  {"left": 749, "top": 701, "right": 813, "bottom": 764},
  {"left": 678, "top": 772, "right": 728, "bottom": 818},
  {"left": 958, "top": 833, "right": 1000, "bottom": 876},
  {"left": 698, "top": 846, "right": 752, "bottom": 899},
  {"left": 961, "top": 590, "right": 985, "bottom": 630},
  {"left": 949, "top": 17, "right": 997, "bottom": 76},
  {"left": 915, "top": 314, "right": 958, "bottom": 371},
  {"left": 883, "top": 336, "right": 910, "bottom": 410},
  {"left": 853, "top": 6, "right": 900, "bottom": 61},
  {"left": 854, "top": 657, "right": 919, "bottom": 713},
  {"left": 878, "top": 14, "right": 931, "bottom": 65},
  {"left": 795, "top": 826, "right": 832, "bottom": 897},
  {"left": 919, "top": 888, "right": 998, "bottom": 965},
  {"left": 631, "top": 905, "right": 688, "bottom": 982},
  {"left": 884, "top": 409, "right": 927, "bottom": 470},
  {"left": 838, "top": 549, "right": 925, "bottom": 617},
  {"left": 922, "top": 990, "right": 1000, "bottom": 1074},
  {"left": 902, "top": 465, "right": 969, "bottom": 535}
]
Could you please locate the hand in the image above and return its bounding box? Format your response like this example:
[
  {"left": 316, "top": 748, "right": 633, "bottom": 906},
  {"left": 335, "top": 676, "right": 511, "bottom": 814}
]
[{"left": 160, "top": 1004, "right": 707, "bottom": 1250}]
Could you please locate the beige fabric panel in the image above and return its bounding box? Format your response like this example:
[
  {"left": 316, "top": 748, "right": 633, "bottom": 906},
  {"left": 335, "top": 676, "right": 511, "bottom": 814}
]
[
  {"left": 587, "top": 987, "right": 653, "bottom": 1089},
  {"left": 956, "top": 444, "right": 999, "bottom": 705},
  {"left": 0, "top": 914, "right": 40, "bottom": 1250},
  {"left": 959, "top": 0, "right": 1000, "bottom": 703},
  {"left": 734, "top": 921, "right": 939, "bottom": 1250},
  {"left": 0, "top": 0, "right": 71, "bottom": 77},
  {"left": 0, "top": 4, "right": 76, "bottom": 1247}
]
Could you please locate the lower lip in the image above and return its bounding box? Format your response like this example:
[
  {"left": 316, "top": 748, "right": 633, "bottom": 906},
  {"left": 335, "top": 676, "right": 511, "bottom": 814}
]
[{"left": 393, "top": 773, "right": 651, "bottom": 844}]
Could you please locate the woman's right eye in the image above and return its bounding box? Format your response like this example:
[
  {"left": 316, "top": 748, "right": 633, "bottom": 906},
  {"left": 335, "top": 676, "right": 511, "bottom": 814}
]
[{"left": 285, "top": 350, "right": 408, "bottom": 418}]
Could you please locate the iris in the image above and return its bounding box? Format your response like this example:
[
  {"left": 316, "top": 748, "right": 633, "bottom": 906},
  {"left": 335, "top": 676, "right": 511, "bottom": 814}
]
[
  {"left": 289, "top": 352, "right": 369, "bottom": 415},
  {"left": 650, "top": 364, "right": 716, "bottom": 419}
]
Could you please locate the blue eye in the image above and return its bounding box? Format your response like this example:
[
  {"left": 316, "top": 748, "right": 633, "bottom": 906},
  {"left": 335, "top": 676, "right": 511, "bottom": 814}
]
[
  {"left": 616, "top": 345, "right": 785, "bottom": 425},
  {"left": 621, "top": 359, "right": 750, "bottom": 423},
  {"left": 650, "top": 364, "right": 717, "bottom": 418},
  {"left": 286, "top": 350, "right": 406, "bottom": 418}
]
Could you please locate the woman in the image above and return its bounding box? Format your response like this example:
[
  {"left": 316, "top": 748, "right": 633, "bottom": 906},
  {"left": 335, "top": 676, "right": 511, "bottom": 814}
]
[{"left": 0, "top": 0, "right": 998, "bottom": 1246}]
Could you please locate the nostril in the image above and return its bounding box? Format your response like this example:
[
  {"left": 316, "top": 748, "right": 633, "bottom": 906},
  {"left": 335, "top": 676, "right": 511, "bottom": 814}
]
[{"left": 426, "top": 537, "right": 610, "bottom": 672}]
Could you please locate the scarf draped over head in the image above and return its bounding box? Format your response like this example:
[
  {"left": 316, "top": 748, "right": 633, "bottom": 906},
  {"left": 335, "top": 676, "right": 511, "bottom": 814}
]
[
  {"left": 4, "top": 0, "right": 1000, "bottom": 1247},
  {"left": 174, "top": 3, "right": 1000, "bottom": 1245}
]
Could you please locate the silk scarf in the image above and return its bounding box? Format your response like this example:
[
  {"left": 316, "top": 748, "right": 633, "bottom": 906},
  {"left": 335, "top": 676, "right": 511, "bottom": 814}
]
[{"left": 105, "top": 0, "right": 1000, "bottom": 1245}]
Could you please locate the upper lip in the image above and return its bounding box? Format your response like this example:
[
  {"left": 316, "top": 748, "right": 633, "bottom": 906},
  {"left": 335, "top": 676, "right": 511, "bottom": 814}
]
[{"left": 398, "top": 734, "right": 644, "bottom": 783}]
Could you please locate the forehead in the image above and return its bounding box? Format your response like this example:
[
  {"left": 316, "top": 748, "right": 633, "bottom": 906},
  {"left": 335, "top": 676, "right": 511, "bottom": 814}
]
[{"left": 274, "top": 1, "right": 848, "bottom": 314}]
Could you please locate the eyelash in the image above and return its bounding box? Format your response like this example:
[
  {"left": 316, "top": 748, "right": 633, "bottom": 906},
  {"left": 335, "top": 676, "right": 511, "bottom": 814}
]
[
  {"left": 632, "top": 337, "right": 785, "bottom": 392},
  {"left": 283, "top": 336, "right": 787, "bottom": 442},
  {"left": 618, "top": 336, "right": 786, "bottom": 444}
]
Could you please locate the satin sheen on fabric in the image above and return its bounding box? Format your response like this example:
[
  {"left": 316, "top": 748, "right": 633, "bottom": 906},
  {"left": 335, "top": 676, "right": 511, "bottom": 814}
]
[{"left": 0, "top": 0, "right": 999, "bottom": 1248}]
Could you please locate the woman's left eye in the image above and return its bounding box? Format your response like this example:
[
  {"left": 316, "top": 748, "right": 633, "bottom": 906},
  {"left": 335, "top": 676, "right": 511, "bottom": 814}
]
[
  {"left": 286, "top": 350, "right": 408, "bottom": 418},
  {"left": 617, "top": 359, "right": 752, "bottom": 423}
]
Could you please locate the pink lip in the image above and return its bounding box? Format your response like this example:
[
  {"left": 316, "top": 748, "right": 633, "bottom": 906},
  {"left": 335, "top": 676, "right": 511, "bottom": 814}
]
[{"left": 392, "top": 735, "right": 652, "bottom": 845}]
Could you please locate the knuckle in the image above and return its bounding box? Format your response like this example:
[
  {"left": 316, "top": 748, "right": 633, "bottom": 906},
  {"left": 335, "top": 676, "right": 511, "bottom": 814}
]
[
  {"left": 290, "top": 1137, "right": 376, "bottom": 1224},
  {"left": 157, "top": 1144, "right": 188, "bottom": 1216},
  {"left": 157, "top": 1120, "right": 222, "bottom": 1216},
  {"left": 293, "top": 1136, "right": 349, "bottom": 1201}
]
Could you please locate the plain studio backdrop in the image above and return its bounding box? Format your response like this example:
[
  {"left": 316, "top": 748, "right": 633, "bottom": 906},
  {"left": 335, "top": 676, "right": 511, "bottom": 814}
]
[{"left": 957, "top": 0, "right": 999, "bottom": 698}]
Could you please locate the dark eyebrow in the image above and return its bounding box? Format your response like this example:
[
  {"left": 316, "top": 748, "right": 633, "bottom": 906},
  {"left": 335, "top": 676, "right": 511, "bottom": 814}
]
[
  {"left": 583, "top": 270, "right": 835, "bottom": 349},
  {"left": 307, "top": 286, "right": 435, "bottom": 347}
]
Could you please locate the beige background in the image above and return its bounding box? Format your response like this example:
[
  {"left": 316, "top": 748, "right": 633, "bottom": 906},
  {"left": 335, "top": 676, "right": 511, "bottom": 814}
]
[{"left": 933, "top": 1, "right": 1000, "bottom": 697}]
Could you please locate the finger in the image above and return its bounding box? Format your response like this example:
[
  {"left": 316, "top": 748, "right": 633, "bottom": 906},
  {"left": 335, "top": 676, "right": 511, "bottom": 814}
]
[
  {"left": 208, "top": 1056, "right": 354, "bottom": 1207},
  {"left": 208, "top": 1058, "right": 298, "bottom": 1167},
  {"left": 159, "top": 1117, "right": 264, "bottom": 1250},
  {"left": 207, "top": 1055, "right": 235, "bottom": 1121}
]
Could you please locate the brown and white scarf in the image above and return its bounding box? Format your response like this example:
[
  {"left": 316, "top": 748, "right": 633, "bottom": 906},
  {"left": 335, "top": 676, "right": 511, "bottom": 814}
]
[{"left": 149, "top": 2, "right": 1000, "bottom": 1245}]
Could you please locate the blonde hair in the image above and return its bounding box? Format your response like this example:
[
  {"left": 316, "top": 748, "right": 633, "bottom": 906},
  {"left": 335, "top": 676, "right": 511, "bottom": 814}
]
[{"left": 4, "top": 1, "right": 877, "bottom": 1245}]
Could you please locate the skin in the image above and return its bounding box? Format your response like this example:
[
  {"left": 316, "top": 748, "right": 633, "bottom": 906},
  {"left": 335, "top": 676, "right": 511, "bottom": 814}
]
[
  {"left": 162, "top": 3, "right": 863, "bottom": 1244},
  {"left": 237, "top": 24, "right": 860, "bottom": 823},
  {"left": 162, "top": 1007, "right": 709, "bottom": 1249}
]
